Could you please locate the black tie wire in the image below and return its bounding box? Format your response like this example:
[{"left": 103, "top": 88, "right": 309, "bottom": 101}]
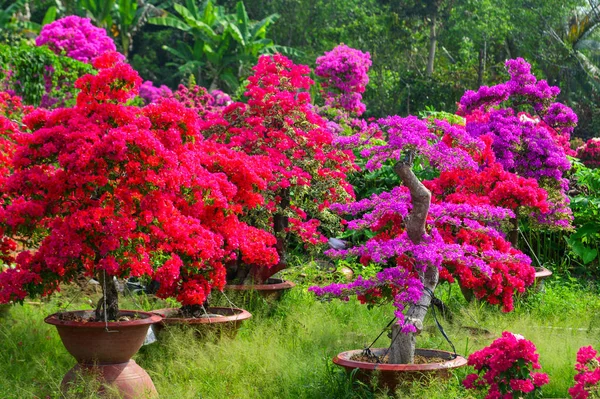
[{"left": 361, "top": 287, "right": 458, "bottom": 363}]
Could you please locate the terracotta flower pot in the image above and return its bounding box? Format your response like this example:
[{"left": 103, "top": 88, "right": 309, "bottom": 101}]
[
  {"left": 333, "top": 348, "right": 468, "bottom": 390},
  {"left": 533, "top": 266, "right": 552, "bottom": 291},
  {"left": 45, "top": 310, "right": 161, "bottom": 399},
  {"left": 224, "top": 278, "right": 296, "bottom": 300},
  {"left": 152, "top": 307, "right": 252, "bottom": 338}
]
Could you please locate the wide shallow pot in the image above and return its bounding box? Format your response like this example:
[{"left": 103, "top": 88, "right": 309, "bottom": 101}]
[
  {"left": 333, "top": 348, "right": 467, "bottom": 390},
  {"left": 152, "top": 307, "right": 251, "bottom": 338},
  {"left": 224, "top": 278, "right": 295, "bottom": 300},
  {"left": 45, "top": 310, "right": 161, "bottom": 398}
]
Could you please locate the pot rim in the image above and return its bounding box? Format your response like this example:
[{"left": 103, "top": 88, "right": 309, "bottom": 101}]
[
  {"left": 44, "top": 309, "right": 162, "bottom": 328},
  {"left": 224, "top": 278, "right": 295, "bottom": 291},
  {"left": 152, "top": 306, "right": 252, "bottom": 324},
  {"left": 534, "top": 266, "right": 552, "bottom": 278},
  {"left": 333, "top": 348, "right": 468, "bottom": 371}
]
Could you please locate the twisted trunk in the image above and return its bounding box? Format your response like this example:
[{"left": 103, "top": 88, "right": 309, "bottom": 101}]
[{"left": 389, "top": 158, "right": 435, "bottom": 364}]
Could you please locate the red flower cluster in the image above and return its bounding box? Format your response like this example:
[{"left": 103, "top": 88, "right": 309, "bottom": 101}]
[
  {"left": 437, "top": 227, "right": 534, "bottom": 312},
  {"left": 0, "top": 52, "right": 278, "bottom": 306},
  {"left": 569, "top": 346, "right": 600, "bottom": 399},
  {"left": 463, "top": 332, "right": 549, "bottom": 399},
  {"left": 577, "top": 138, "right": 600, "bottom": 169},
  {"left": 201, "top": 54, "right": 357, "bottom": 250}
]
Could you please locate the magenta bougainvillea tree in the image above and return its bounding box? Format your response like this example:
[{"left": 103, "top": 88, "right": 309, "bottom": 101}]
[
  {"left": 0, "top": 52, "right": 278, "bottom": 319},
  {"left": 200, "top": 54, "right": 357, "bottom": 283},
  {"left": 463, "top": 332, "right": 549, "bottom": 399},
  {"left": 36, "top": 16, "right": 117, "bottom": 63},
  {"left": 459, "top": 58, "right": 575, "bottom": 229},
  {"left": 315, "top": 44, "right": 372, "bottom": 116}
]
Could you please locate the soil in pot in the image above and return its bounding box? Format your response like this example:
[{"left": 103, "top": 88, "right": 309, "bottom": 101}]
[
  {"left": 333, "top": 348, "right": 468, "bottom": 390},
  {"left": 152, "top": 307, "right": 251, "bottom": 339},
  {"left": 45, "top": 310, "right": 161, "bottom": 399}
]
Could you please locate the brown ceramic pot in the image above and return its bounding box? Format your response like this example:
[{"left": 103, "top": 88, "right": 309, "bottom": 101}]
[
  {"left": 224, "top": 278, "right": 295, "bottom": 300},
  {"left": 333, "top": 348, "right": 467, "bottom": 390},
  {"left": 45, "top": 310, "right": 161, "bottom": 398},
  {"left": 152, "top": 307, "right": 251, "bottom": 338}
]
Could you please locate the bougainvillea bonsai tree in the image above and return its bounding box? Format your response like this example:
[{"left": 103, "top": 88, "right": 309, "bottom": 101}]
[
  {"left": 463, "top": 332, "right": 549, "bottom": 399},
  {"left": 0, "top": 52, "right": 279, "bottom": 320},
  {"left": 310, "top": 111, "right": 538, "bottom": 363},
  {"left": 200, "top": 54, "right": 357, "bottom": 284},
  {"left": 309, "top": 56, "right": 575, "bottom": 365}
]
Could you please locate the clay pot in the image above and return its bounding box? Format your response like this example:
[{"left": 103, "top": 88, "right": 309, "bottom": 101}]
[
  {"left": 333, "top": 348, "right": 467, "bottom": 390},
  {"left": 152, "top": 307, "right": 251, "bottom": 338},
  {"left": 224, "top": 278, "right": 295, "bottom": 300},
  {"left": 45, "top": 310, "right": 161, "bottom": 399}
]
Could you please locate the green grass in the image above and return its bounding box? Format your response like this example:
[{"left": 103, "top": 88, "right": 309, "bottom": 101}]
[{"left": 0, "top": 275, "right": 599, "bottom": 398}]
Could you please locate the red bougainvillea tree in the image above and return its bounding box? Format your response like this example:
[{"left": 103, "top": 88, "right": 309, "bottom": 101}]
[
  {"left": 199, "top": 54, "right": 357, "bottom": 283},
  {"left": 0, "top": 52, "right": 278, "bottom": 320}
]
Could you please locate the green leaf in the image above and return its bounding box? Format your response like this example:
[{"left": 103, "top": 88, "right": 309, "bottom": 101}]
[
  {"left": 566, "top": 237, "right": 598, "bottom": 264},
  {"left": 148, "top": 16, "right": 191, "bottom": 31},
  {"left": 42, "top": 6, "right": 57, "bottom": 26},
  {"left": 226, "top": 23, "right": 245, "bottom": 46}
]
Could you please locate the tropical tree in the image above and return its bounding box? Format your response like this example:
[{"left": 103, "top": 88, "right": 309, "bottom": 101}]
[{"left": 149, "top": 0, "right": 295, "bottom": 92}]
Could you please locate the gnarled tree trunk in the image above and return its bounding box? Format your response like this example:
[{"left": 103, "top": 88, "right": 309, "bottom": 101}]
[
  {"left": 388, "top": 157, "right": 435, "bottom": 364},
  {"left": 95, "top": 271, "right": 119, "bottom": 321}
]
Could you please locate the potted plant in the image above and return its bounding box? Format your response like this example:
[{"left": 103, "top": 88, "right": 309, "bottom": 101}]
[
  {"left": 198, "top": 54, "right": 357, "bottom": 295},
  {"left": 0, "top": 52, "right": 278, "bottom": 396},
  {"left": 308, "top": 58, "right": 567, "bottom": 389}
]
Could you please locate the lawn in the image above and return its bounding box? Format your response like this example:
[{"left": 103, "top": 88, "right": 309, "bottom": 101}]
[{"left": 1, "top": 271, "right": 598, "bottom": 399}]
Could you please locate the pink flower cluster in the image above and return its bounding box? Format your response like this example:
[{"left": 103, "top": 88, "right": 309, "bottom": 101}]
[
  {"left": 463, "top": 332, "right": 549, "bottom": 399},
  {"left": 36, "top": 16, "right": 117, "bottom": 63},
  {"left": 315, "top": 44, "right": 372, "bottom": 115},
  {"left": 569, "top": 346, "right": 600, "bottom": 399},
  {"left": 577, "top": 138, "right": 600, "bottom": 169},
  {"left": 0, "top": 52, "right": 279, "bottom": 306}
]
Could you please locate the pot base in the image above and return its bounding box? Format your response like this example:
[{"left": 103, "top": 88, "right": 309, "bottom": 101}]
[
  {"left": 62, "top": 360, "right": 157, "bottom": 399},
  {"left": 333, "top": 348, "right": 467, "bottom": 390}
]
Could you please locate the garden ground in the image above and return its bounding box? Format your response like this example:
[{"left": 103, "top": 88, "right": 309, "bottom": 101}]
[{"left": 1, "top": 264, "right": 598, "bottom": 399}]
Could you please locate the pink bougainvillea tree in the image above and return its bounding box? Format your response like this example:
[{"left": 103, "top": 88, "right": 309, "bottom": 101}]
[
  {"left": 0, "top": 52, "right": 279, "bottom": 320},
  {"left": 199, "top": 54, "right": 357, "bottom": 283}
]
